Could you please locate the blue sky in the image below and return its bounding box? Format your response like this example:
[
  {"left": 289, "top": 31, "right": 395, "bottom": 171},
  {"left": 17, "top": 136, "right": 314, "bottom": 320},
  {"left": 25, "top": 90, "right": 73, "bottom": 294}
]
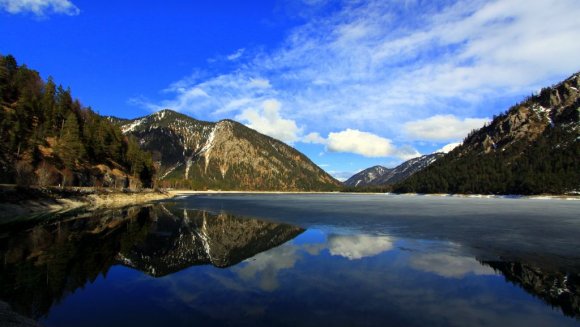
[{"left": 1, "top": 0, "right": 579, "bottom": 180}]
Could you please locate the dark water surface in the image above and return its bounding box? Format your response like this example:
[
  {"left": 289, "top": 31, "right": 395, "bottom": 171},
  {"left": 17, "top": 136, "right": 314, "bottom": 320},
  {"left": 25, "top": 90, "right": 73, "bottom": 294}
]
[{"left": 0, "top": 194, "right": 579, "bottom": 326}]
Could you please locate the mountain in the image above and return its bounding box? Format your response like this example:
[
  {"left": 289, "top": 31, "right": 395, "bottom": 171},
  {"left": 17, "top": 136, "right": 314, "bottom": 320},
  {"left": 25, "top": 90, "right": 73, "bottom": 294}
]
[
  {"left": 117, "top": 206, "right": 304, "bottom": 277},
  {"left": 344, "top": 153, "right": 444, "bottom": 187},
  {"left": 395, "top": 72, "right": 580, "bottom": 195},
  {"left": 0, "top": 203, "right": 303, "bottom": 317},
  {"left": 0, "top": 54, "right": 155, "bottom": 188},
  {"left": 110, "top": 109, "right": 340, "bottom": 191}
]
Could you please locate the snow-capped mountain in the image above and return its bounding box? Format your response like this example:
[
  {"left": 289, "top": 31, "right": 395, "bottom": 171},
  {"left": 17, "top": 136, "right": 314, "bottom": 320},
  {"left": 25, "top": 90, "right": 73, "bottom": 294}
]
[
  {"left": 343, "top": 153, "right": 444, "bottom": 187},
  {"left": 108, "top": 109, "right": 339, "bottom": 191}
]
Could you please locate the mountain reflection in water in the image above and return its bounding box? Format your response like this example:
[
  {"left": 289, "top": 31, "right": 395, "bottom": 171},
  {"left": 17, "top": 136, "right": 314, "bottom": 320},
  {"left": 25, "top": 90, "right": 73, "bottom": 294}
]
[
  {"left": 0, "top": 198, "right": 578, "bottom": 327},
  {"left": 0, "top": 204, "right": 303, "bottom": 321}
]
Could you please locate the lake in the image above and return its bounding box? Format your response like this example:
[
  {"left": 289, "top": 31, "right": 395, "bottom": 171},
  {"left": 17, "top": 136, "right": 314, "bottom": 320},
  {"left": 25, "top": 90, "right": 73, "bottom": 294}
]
[{"left": 0, "top": 194, "right": 579, "bottom": 326}]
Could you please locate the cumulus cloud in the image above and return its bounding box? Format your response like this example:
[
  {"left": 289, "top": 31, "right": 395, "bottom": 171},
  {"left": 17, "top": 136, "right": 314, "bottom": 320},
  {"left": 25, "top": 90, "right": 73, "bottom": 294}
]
[
  {"left": 435, "top": 142, "right": 461, "bottom": 154},
  {"left": 327, "top": 234, "right": 394, "bottom": 260},
  {"left": 302, "top": 132, "right": 326, "bottom": 144},
  {"left": 326, "top": 129, "right": 395, "bottom": 157},
  {"left": 404, "top": 115, "right": 489, "bottom": 142},
  {"left": 409, "top": 253, "right": 496, "bottom": 278},
  {"left": 304, "top": 129, "right": 420, "bottom": 159},
  {"left": 236, "top": 99, "right": 302, "bottom": 143},
  {"left": 0, "top": 0, "right": 79, "bottom": 16}
]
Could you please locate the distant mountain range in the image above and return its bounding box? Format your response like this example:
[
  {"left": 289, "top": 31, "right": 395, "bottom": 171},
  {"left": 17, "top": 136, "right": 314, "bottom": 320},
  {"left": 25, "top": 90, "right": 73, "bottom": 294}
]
[
  {"left": 109, "top": 109, "right": 340, "bottom": 191},
  {"left": 395, "top": 72, "right": 580, "bottom": 194},
  {"left": 344, "top": 153, "right": 443, "bottom": 188}
]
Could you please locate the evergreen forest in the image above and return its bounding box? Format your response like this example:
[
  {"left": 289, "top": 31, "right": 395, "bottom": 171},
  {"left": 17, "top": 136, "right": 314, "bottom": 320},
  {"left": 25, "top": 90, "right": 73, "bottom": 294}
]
[{"left": 0, "top": 54, "right": 155, "bottom": 188}]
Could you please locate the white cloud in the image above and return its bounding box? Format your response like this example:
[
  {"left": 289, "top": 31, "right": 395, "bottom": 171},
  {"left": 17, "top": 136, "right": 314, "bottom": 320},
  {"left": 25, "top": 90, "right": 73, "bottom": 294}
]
[
  {"left": 136, "top": 0, "right": 580, "bottom": 153},
  {"left": 404, "top": 115, "right": 489, "bottom": 141},
  {"left": 435, "top": 142, "right": 461, "bottom": 154},
  {"left": 227, "top": 48, "right": 245, "bottom": 61},
  {"left": 236, "top": 99, "right": 302, "bottom": 143},
  {"left": 302, "top": 132, "right": 326, "bottom": 144},
  {"left": 409, "top": 253, "right": 496, "bottom": 278},
  {"left": 0, "top": 0, "right": 79, "bottom": 16},
  {"left": 395, "top": 145, "right": 422, "bottom": 161},
  {"left": 327, "top": 234, "right": 394, "bottom": 260},
  {"left": 236, "top": 244, "right": 299, "bottom": 291},
  {"left": 304, "top": 129, "right": 420, "bottom": 159},
  {"left": 247, "top": 78, "right": 271, "bottom": 89},
  {"left": 327, "top": 129, "right": 395, "bottom": 157}
]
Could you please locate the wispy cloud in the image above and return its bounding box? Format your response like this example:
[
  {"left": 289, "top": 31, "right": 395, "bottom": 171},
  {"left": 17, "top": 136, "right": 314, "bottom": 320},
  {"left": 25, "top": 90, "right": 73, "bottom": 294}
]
[
  {"left": 0, "top": 0, "right": 79, "bottom": 16},
  {"left": 409, "top": 252, "right": 496, "bottom": 278},
  {"left": 404, "top": 115, "right": 489, "bottom": 142},
  {"left": 134, "top": 0, "right": 580, "bottom": 156},
  {"left": 227, "top": 48, "right": 245, "bottom": 61}
]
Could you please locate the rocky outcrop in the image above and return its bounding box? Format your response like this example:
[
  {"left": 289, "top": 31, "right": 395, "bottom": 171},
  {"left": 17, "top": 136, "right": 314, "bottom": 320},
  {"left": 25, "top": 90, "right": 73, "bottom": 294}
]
[{"left": 458, "top": 72, "right": 579, "bottom": 157}]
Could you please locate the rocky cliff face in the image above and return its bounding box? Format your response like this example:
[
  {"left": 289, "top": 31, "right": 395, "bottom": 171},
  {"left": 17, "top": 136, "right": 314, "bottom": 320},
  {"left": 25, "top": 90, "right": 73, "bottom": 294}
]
[
  {"left": 459, "top": 72, "right": 579, "bottom": 156},
  {"left": 110, "top": 110, "right": 339, "bottom": 191},
  {"left": 395, "top": 72, "right": 580, "bottom": 194},
  {"left": 117, "top": 206, "right": 304, "bottom": 277},
  {"left": 344, "top": 153, "right": 444, "bottom": 187}
]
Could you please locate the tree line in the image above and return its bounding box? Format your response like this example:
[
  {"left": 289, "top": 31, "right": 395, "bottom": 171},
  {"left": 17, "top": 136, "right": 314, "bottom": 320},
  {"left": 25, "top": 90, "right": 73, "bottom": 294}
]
[
  {"left": 0, "top": 54, "right": 155, "bottom": 188},
  {"left": 394, "top": 124, "right": 579, "bottom": 195}
]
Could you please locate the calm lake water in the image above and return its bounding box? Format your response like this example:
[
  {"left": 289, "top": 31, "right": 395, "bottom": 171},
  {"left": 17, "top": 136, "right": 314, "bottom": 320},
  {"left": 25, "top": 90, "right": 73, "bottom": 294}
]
[{"left": 0, "top": 194, "right": 579, "bottom": 326}]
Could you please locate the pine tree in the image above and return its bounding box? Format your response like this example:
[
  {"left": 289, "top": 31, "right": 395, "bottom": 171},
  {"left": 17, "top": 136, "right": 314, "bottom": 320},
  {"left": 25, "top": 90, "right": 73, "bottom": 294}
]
[{"left": 58, "top": 112, "right": 85, "bottom": 170}]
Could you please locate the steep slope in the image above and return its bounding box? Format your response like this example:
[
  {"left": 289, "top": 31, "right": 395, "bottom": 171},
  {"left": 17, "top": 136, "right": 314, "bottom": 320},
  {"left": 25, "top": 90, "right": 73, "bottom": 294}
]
[
  {"left": 395, "top": 72, "right": 580, "bottom": 194},
  {"left": 111, "top": 109, "right": 340, "bottom": 191},
  {"left": 0, "top": 54, "right": 154, "bottom": 188},
  {"left": 344, "top": 153, "right": 444, "bottom": 187}
]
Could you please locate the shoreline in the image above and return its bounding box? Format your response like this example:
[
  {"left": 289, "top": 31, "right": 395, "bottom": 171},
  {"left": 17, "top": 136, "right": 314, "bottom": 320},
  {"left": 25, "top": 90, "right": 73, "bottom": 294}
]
[
  {"left": 2, "top": 187, "right": 578, "bottom": 221},
  {"left": 0, "top": 186, "right": 174, "bottom": 222},
  {"left": 168, "top": 190, "right": 580, "bottom": 200}
]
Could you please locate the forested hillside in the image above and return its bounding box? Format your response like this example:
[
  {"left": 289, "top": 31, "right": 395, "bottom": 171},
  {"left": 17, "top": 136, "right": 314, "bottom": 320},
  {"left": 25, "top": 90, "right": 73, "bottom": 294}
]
[
  {"left": 0, "top": 54, "right": 155, "bottom": 188},
  {"left": 395, "top": 73, "right": 580, "bottom": 195}
]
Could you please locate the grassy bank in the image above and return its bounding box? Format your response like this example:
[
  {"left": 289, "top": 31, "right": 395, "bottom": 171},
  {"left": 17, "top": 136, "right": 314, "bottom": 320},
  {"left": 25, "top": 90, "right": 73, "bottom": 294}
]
[{"left": 0, "top": 185, "right": 173, "bottom": 221}]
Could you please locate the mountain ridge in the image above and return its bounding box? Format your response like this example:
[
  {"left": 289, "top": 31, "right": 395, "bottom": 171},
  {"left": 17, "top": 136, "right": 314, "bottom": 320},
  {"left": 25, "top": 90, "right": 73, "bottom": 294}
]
[
  {"left": 395, "top": 72, "right": 580, "bottom": 194},
  {"left": 111, "top": 109, "right": 340, "bottom": 191},
  {"left": 344, "top": 153, "right": 444, "bottom": 188}
]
